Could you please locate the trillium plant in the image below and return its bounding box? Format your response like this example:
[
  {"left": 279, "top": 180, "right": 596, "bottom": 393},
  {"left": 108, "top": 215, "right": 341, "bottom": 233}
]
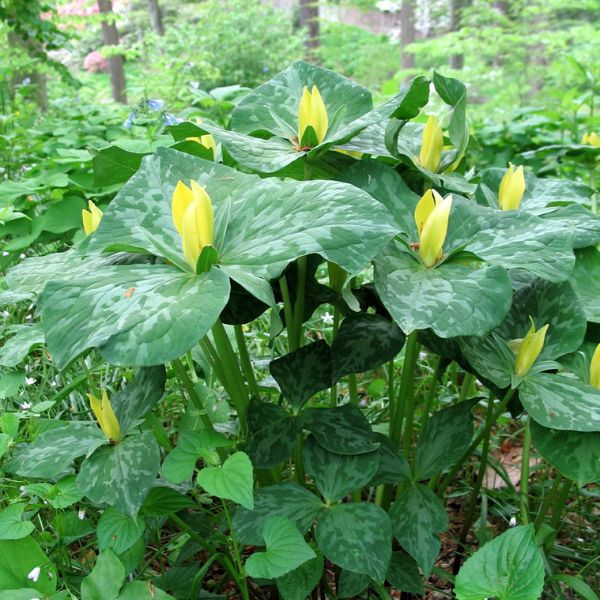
[{"left": 2, "top": 62, "right": 600, "bottom": 600}]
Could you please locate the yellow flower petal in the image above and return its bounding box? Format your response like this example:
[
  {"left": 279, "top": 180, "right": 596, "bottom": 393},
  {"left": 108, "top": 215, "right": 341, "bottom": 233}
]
[
  {"left": 418, "top": 193, "right": 452, "bottom": 267},
  {"left": 297, "top": 84, "right": 328, "bottom": 145},
  {"left": 414, "top": 189, "right": 442, "bottom": 235},
  {"left": 419, "top": 115, "right": 443, "bottom": 173},
  {"left": 172, "top": 181, "right": 194, "bottom": 235},
  {"left": 82, "top": 200, "right": 103, "bottom": 235},
  {"left": 298, "top": 85, "right": 312, "bottom": 142},
  {"left": 88, "top": 393, "right": 104, "bottom": 426},
  {"left": 498, "top": 163, "right": 526, "bottom": 210},
  {"left": 590, "top": 343, "right": 600, "bottom": 389},
  {"left": 190, "top": 181, "right": 214, "bottom": 248},
  {"left": 100, "top": 389, "right": 121, "bottom": 443},
  {"left": 515, "top": 322, "right": 549, "bottom": 377}
]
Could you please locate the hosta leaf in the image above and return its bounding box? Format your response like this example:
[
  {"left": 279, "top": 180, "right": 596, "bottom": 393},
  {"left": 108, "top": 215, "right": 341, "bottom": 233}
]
[
  {"left": 0, "top": 537, "right": 57, "bottom": 594},
  {"left": 454, "top": 525, "right": 544, "bottom": 600},
  {"left": 315, "top": 502, "right": 392, "bottom": 582},
  {"left": 275, "top": 553, "right": 324, "bottom": 600},
  {"left": 97, "top": 508, "right": 145, "bottom": 554},
  {"left": 302, "top": 435, "right": 379, "bottom": 502},
  {"left": 40, "top": 264, "right": 229, "bottom": 368},
  {"left": 530, "top": 421, "right": 600, "bottom": 487},
  {"left": 76, "top": 431, "right": 160, "bottom": 517},
  {"left": 0, "top": 504, "right": 34, "bottom": 540},
  {"left": 520, "top": 373, "right": 600, "bottom": 432},
  {"left": 5, "top": 422, "right": 107, "bottom": 480},
  {"left": 196, "top": 451, "right": 254, "bottom": 509},
  {"left": 233, "top": 482, "right": 323, "bottom": 546},
  {"left": 0, "top": 324, "right": 45, "bottom": 368},
  {"left": 389, "top": 483, "right": 448, "bottom": 576},
  {"left": 569, "top": 246, "right": 600, "bottom": 323},
  {"left": 245, "top": 517, "right": 316, "bottom": 579},
  {"left": 415, "top": 399, "right": 478, "bottom": 480},
  {"left": 375, "top": 240, "right": 512, "bottom": 337}
]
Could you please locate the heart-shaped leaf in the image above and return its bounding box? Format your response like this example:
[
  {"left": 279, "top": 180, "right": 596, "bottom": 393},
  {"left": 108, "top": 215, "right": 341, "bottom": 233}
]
[
  {"left": 97, "top": 508, "right": 145, "bottom": 554},
  {"left": 0, "top": 504, "right": 34, "bottom": 540},
  {"left": 197, "top": 451, "right": 254, "bottom": 509},
  {"left": 275, "top": 553, "right": 324, "bottom": 600}
]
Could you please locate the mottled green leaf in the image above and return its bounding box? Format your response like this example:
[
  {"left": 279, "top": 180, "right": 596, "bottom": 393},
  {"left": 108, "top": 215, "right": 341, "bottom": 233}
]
[
  {"left": 303, "top": 435, "right": 379, "bottom": 502},
  {"left": 530, "top": 421, "right": 600, "bottom": 487},
  {"left": 520, "top": 373, "right": 600, "bottom": 432},
  {"left": 0, "top": 324, "right": 45, "bottom": 368},
  {"left": 0, "top": 504, "right": 34, "bottom": 540},
  {"left": 233, "top": 483, "right": 323, "bottom": 546},
  {"left": 539, "top": 205, "right": 600, "bottom": 249},
  {"left": 76, "top": 431, "right": 160, "bottom": 517},
  {"left": 389, "top": 483, "right": 448, "bottom": 576},
  {"left": 0, "top": 537, "right": 57, "bottom": 594},
  {"left": 245, "top": 517, "right": 316, "bottom": 579},
  {"left": 197, "top": 451, "right": 254, "bottom": 509},
  {"left": 97, "top": 508, "right": 145, "bottom": 554},
  {"left": 276, "top": 554, "right": 323, "bottom": 600},
  {"left": 386, "top": 551, "right": 424, "bottom": 594},
  {"left": 41, "top": 264, "right": 230, "bottom": 368},
  {"left": 315, "top": 503, "right": 392, "bottom": 582},
  {"left": 454, "top": 525, "right": 544, "bottom": 600},
  {"left": 331, "top": 313, "right": 405, "bottom": 382},
  {"left": 569, "top": 247, "right": 600, "bottom": 323},
  {"left": 298, "top": 404, "right": 378, "bottom": 455},
  {"left": 368, "top": 433, "right": 411, "bottom": 486},
  {"left": 415, "top": 399, "right": 477, "bottom": 480}
]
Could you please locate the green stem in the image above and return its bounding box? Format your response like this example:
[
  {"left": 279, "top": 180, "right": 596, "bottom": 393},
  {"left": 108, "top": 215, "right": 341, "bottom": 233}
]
[
  {"left": 348, "top": 373, "right": 359, "bottom": 405},
  {"left": 549, "top": 478, "right": 573, "bottom": 533},
  {"left": 294, "top": 432, "right": 306, "bottom": 486},
  {"left": 438, "top": 388, "right": 516, "bottom": 497},
  {"left": 279, "top": 275, "right": 296, "bottom": 352},
  {"left": 519, "top": 416, "right": 532, "bottom": 524},
  {"left": 292, "top": 255, "right": 308, "bottom": 350},
  {"left": 371, "top": 580, "right": 393, "bottom": 600},
  {"left": 421, "top": 356, "right": 442, "bottom": 430},
  {"left": 534, "top": 474, "right": 563, "bottom": 531},
  {"left": 222, "top": 500, "right": 250, "bottom": 600},
  {"left": 329, "top": 307, "right": 342, "bottom": 407},
  {"left": 395, "top": 331, "right": 419, "bottom": 451},
  {"left": 234, "top": 324, "right": 260, "bottom": 398}
]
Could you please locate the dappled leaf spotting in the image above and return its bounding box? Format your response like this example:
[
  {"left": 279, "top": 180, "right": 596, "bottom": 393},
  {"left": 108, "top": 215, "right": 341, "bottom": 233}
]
[{"left": 0, "top": 1, "right": 599, "bottom": 597}]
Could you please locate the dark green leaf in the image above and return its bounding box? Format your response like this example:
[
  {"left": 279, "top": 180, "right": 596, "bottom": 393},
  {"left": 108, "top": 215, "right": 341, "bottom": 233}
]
[
  {"left": 197, "top": 451, "right": 254, "bottom": 509},
  {"left": 93, "top": 146, "right": 146, "bottom": 187},
  {"left": 141, "top": 486, "right": 195, "bottom": 516},
  {"left": 0, "top": 537, "right": 57, "bottom": 594},
  {"left": 386, "top": 551, "right": 424, "bottom": 594},
  {"left": 97, "top": 508, "right": 145, "bottom": 554},
  {"left": 276, "top": 553, "right": 324, "bottom": 600}
]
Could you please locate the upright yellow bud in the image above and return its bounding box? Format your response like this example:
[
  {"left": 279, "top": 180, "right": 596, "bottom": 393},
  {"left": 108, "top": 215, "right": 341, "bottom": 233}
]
[
  {"left": 298, "top": 85, "right": 328, "bottom": 145},
  {"left": 498, "top": 163, "right": 526, "bottom": 210},
  {"left": 88, "top": 390, "right": 121, "bottom": 443},
  {"left": 82, "top": 200, "right": 103, "bottom": 235},
  {"left": 590, "top": 344, "right": 600, "bottom": 389},
  {"left": 415, "top": 189, "right": 452, "bottom": 268},
  {"left": 582, "top": 132, "right": 600, "bottom": 147},
  {"left": 187, "top": 134, "right": 217, "bottom": 156},
  {"left": 514, "top": 321, "right": 549, "bottom": 377},
  {"left": 419, "top": 115, "right": 443, "bottom": 173}
]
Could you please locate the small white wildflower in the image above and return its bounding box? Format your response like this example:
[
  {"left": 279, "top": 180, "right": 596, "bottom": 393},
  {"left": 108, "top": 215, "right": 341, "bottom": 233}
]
[
  {"left": 1, "top": 310, "right": 9, "bottom": 318},
  {"left": 19, "top": 486, "right": 27, "bottom": 494},
  {"left": 50, "top": 381, "right": 57, "bottom": 388},
  {"left": 19, "top": 253, "right": 26, "bottom": 260},
  {"left": 419, "top": 351, "right": 428, "bottom": 360},
  {"left": 19, "top": 401, "right": 32, "bottom": 410},
  {"left": 321, "top": 311, "right": 334, "bottom": 325},
  {"left": 25, "top": 314, "right": 33, "bottom": 320},
  {"left": 25, "top": 377, "right": 36, "bottom": 385},
  {"left": 2, "top": 251, "right": 9, "bottom": 256},
  {"left": 509, "top": 516, "right": 517, "bottom": 527},
  {"left": 27, "top": 566, "right": 41, "bottom": 582},
  {"left": 78, "top": 509, "right": 86, "bottom": 520}
]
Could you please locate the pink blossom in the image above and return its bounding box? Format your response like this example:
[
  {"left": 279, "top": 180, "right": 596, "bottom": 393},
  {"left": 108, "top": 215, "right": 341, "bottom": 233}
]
[{"left": 83, "top": 50, "right": 108, "bottom": 73}]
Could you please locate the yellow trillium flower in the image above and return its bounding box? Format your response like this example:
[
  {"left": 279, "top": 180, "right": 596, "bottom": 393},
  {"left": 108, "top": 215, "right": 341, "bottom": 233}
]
[
  {"left": 81, "top": 200, "right": 103, "bottom": 235},
  {"left": 187, "top": 133, "right": 217, "bottom": 156},
  {"left": 172, "top": 180, "right": 214, "bottom": 270},
  {"left": 582, "top": 132, "right": 600, "bottom": 147},
  {"left": 498, "top": 163, "right": 526, "bottom": 210},
  {"left": 590, "top": 344, "right": 600, "bottom": 389},
  {"left": 88, "top": 390, "right": 121, "bottom": 443},
  {"left": 414, "top": 189, "right": 453, "bottom": 268},
  {"left": 514, "top": 320, "right": 549, "bottom": 377},
  {"left": 298, "top": 84, "right": 328, "bottom": 145},
  {"left": 419, "top": 115, "right": 443, "bottom": 173}
]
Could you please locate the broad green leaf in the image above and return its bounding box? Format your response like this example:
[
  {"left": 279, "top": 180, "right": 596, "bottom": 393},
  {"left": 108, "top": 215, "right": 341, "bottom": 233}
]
[
  {"left": 233, "top": 482, "right": 323, "bottom": 546},
  {"left": 163, "top": 430, "right": 233, "bottom": 484},
  {"left": 0, "top": 434, "right": 10, "bottom": 460},
  {"left": 0, "top": 372, "right": 25, "bottom": 400},
  {"left": 298, "top": 404, "right": 378, "bottom": 455},
  {"left": 245, "top": 397, "right": 296, "bottom": 468},
  {"left": 338, "top": 570, "right": 369, "bottom": 598},
  {"left": 520, "top": 373, "right": 600, "bottom": 432},
  {"left": 315, "top": 502, "right": 392, "bottom": 582},
  {"left": 375, "top": 240, "right": 512, "bottom": 337},
  {"left": 530, "top": 422, "right": 600, "bottom": 487},
  {"left": 454, "top": 525, "right": 544, "bottom": 600},
  {"left": 415, "top": 399, "right": 477, "bottom": 480},
  {"left": 275, "top": 554, "right": 323, "bottom": 600},
  {"left": 368, "top": 433, "right": 411, "bottom": 486},
  {"left": 386, "top": 551, "right": 424, "bottom": 594},
  {"left": 141, "top": 486, "right": 194, "bottom": 516},
  {"left": 389, "top": 483, "right": 448, "bottom": 576},
  {"left": 92, "top": 145, "right": 146, "bottom": 187},
  {"left": 76, "top": 431, "right": 160, "bottom": 517},
  {"left": 0, "top": 504, "right": 34, "bottom": 540},
  {"left": 5, "top": 422, "right": 107, "bottom": 480},
  {"left": 245, "top": 516, "right": 316, "bottom": 579},
  {"left": 81, "top": 549, "right": 125, "bottom": 600},
  {"left": 118, "top": 581, "right": 174, "bottom": 600},
  {"left": 0, "top": 537, "right": 57, "bottom": 594},
  {"left": 0, "top": 324, "right": 45, "bottom": 368},
  {"left": 302, "top": 435, "right": 379, "bottom": 502},
  {"left": 97, "top": 508, "right": 145, "bottom": 554},
  {"left": 0, "top": 590, "right": 71, "bottom": 600},
  {"left": 270, "top": 341, "right": 333, "bottom": 411},
  {"left": 40, "top": 265, "right": 230, "bottom": 368},
  {"left": 111, "top": 366, "right": 166, "bottom": 434},
  {"left": 539, "top": 205, "right": 600, "bottom": 249},
  {"left": 197, "top": 451, "right": 254, "bottom": 509},
  {"left": 569, "top": 246, "right": 600, "bottom": 323},
  {"left": 22, "top": 476, "right": 83, "bottom": 509},
  {"left": 331, "top": 313, "right": 405, "bottom": 382},
  {"left": 550, "top": 574, "right": 599, "bottom": 600}
]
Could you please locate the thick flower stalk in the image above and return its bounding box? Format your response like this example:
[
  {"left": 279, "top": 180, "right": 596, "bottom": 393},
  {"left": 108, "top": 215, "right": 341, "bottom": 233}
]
[
  {"left": 88, "top": 390, "right": 121, "bottom": 443},
  {"left": 590, "top": 344, "right": 600, "bottom": 389},
  {"left": 81, "top": 200, "right": 103, "bottom": 235},
  {"left": 514, "top": 320, "right": 549, "bottom": 377},
  {"left": 414, "top": 189, "right": 453, "bottom": 267},
  {"left": 172, "top": 180, "right": 214, "bottom": 270},
  {"left": 498, "top": 163, "right": 526, "bottom": 210},
  {"left": 419, "top": 115, "right": 443, "bottom": 172},
  {"left": 298, "top": 84, "right": 328, "bottom": 145}
]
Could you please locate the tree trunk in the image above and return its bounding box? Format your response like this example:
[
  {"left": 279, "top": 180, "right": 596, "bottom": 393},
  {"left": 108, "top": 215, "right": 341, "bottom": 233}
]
[
  {"left": 400, "top": 0, "right": 416, "bottom": 70},
  {"left": 148, "top": 0, "right": 165, "bottom": 36},
  {"left": 449, "top": 0, "right": 467, "bottom": 69},
  {"left": 299, "top": 0, "right": 320, "bottom": 62},
  {"left": 97, "top": 0, "right": 127, "bottom": 104}
]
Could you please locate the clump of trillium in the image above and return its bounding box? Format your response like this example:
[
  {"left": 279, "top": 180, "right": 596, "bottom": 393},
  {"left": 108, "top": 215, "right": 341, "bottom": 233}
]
[
  {"left": 88, "top": 390, "right": 121, "bottom": 443},
  {"left": 172, "top": 180, "right": 215, "bottom": 270},
  {"left": 498, "top": 163, "right": 526, "bottom": 210},
  {"left": 413, "top": 188, "right": 453, "bottom": 267}
]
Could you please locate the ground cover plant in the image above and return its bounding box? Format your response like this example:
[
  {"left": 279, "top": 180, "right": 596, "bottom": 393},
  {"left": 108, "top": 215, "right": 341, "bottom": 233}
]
[{"left": 1, "top": 55, "right": 599, "bottom": 600}]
